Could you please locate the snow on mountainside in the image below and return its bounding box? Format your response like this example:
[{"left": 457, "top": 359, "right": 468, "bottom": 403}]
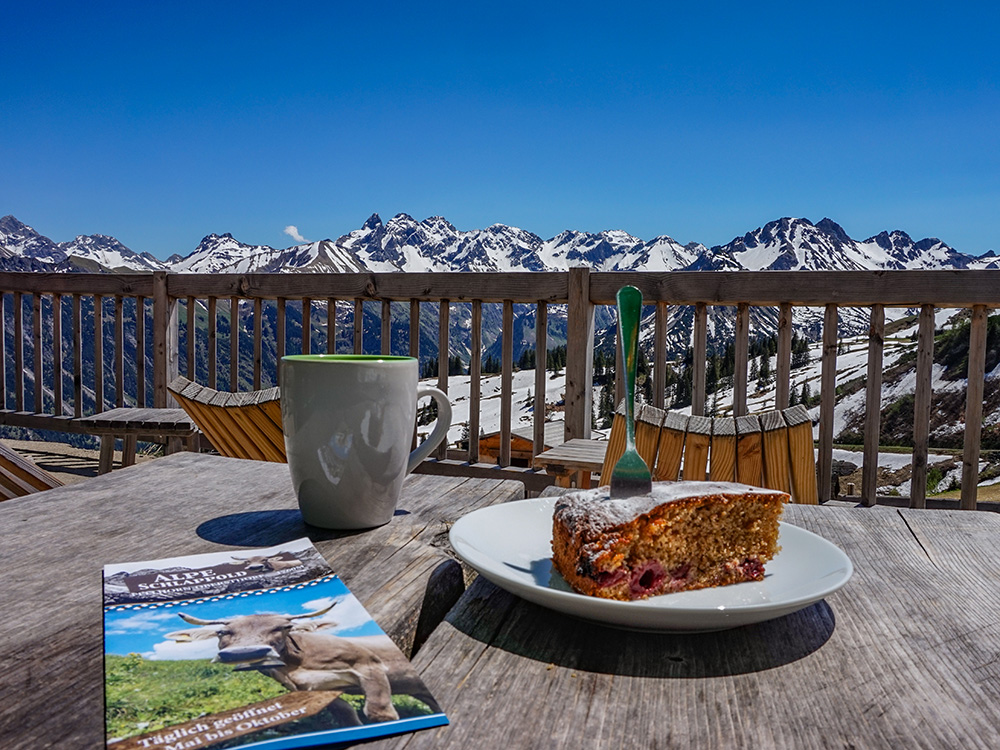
[
  {"left": 706, "top": 217, "right": 995, "bottom": 272},
  {"left": 172, "top": 233, "right": 364, "bottom": 274},
  {"left": 0, "top": 215, "right": 166, "bottom": 271},
  {"left": 332, "top": 213, "right": 993, "bottom": 275},
  {"left": 59, "top": 234, "right": 166, "bottom": 271},
  {"left": 2, "top": 212, "right": 995, "bottom": 276},
  {"left": 0, "top": 215, "right": 67, "bottom": 263}
]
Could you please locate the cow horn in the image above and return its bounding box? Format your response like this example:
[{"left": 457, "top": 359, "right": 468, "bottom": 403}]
[
  {"left": 178, "top": 612, "right": 230, "bottom": 626},
  {"left": 291, "top": 602, "right": 336, "bottom": 620}
]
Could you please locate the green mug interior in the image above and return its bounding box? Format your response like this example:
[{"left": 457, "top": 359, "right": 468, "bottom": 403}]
[{"left": 281, "top": 355, "right": 416, "bottom": 363}]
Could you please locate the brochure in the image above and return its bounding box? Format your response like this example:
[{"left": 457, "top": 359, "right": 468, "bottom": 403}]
[{"left": 103, "top": 538, "right": 448, "bottom": 749}]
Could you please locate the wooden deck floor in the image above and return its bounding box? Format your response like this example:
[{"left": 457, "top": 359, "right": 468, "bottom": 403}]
[{"left": 2, "top": 439, "right": 154, "bottom": 485}]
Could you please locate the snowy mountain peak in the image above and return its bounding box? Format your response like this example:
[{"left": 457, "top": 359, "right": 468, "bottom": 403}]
[
  {"left": 423, "top": 215, "right": 457, "bottom": 234},
  {"left": 712, "top": 216, "right": 965, "bottom": 272},
  {"left": 815, "top": 218, "right": 851, "bottom": 243},
  {"left": 59, "top": 233, "right": 166, "bottom": 271},
  {"left": 0, "top": 213, "right": 987, "bottom": 276},
  {"left": 0, "top": 215, "right": 66, "bottom": 263}
]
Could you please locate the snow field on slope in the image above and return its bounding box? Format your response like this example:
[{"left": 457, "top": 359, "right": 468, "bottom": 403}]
[{"left": 418, "top": 367, "right": 571, "bottom": 446}]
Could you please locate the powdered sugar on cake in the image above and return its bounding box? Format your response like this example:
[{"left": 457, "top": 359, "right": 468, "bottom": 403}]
[{"left": 553, "top": 480, "right": 787, "bottom": 538}]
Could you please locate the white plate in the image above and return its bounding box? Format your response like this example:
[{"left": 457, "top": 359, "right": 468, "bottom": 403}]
[{"left": 450, "top": 496, "right": 853, "bottom": 632}]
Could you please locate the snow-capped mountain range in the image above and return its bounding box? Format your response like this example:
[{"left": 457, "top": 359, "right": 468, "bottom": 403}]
[{"left": 2, "top": 213, "right": 995, "bottom": 275}]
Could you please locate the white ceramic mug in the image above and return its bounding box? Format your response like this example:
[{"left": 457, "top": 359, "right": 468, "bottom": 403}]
[{"left": 280, "top": 354, "right": 452, "bottom": 529}]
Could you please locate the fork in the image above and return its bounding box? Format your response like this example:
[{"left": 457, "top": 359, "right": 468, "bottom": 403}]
[{"left": 609, "top": 285, "right": 653, "bottom": 499}]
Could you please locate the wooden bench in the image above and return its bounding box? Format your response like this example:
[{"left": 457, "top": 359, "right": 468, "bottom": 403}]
[{"left": 73, "top": 407, "right": 200, "bottom": 474}]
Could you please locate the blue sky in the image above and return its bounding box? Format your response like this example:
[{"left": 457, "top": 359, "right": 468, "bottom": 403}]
[
  {"left": 4, "top": 1, "right": 999, "bottom": 259},
  {"left": 105, "top": 579, "right": 384, "bottom": 657}
]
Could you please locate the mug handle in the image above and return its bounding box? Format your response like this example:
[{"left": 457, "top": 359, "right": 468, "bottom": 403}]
[{"left": 407, "top": 385, "right": 453, "bottom": 473}]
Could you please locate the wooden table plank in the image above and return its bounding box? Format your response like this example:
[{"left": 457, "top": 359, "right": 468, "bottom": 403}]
[
  {"left": 0, "top": 453, "right": 524, "bottom": 749},
  {"left": 532, "top": 438, "right": 607, "bottom": 487},
  {"left": 371, "top": 504, "right": 1000, "bottom": 749}
]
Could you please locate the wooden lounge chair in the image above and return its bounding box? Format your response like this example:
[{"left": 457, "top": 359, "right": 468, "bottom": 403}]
[
  {"left": 0, "top": 440, "right": 64, "bottom": 500},
  {"left": 598, "top": 401, "right": 819, "bottom": 504},
  {"left": 168, "top": 377, "right": 286, "bottom": 462}
]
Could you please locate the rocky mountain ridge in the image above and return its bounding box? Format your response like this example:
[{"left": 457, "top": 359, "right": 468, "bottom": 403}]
[{"left": 2, "top": 213, "right": 994, "bottom": 276}]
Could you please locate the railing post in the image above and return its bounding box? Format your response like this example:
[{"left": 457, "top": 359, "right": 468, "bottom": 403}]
[
  {"left": 862, "top": 304, "right": 885, "bottom": 506},
  {"left": 14, "top": 291, "right": 23, "bottom": 411},
  {"left": 775, "top": 302, "right": 792, "bottom": 410},
  {"left": 533, "top": 302, "right": 548, "bottom": 457},
  {"left": 910, "top": 304, "right": 935, "bottom": 508},
  {"left": 153, "top": 272, "right": 179, "bottom": 408},
  {"left": 380, "top": 299, "right": 390, "bottom": 356},
  {"left": 961, "top": 305, "right": 988, "bottom": 510},
  {"left": 818, "top": 304, "right": 839, "bottom": 503},
  {"left": 436, "top": 300, "right": 450, "bottom": 459},
  {"left": 733, "top": 303, "right": 750, "bottom": 416},
  {"left": 691, "top": 303, "right": 707, "bottom": 416},
  {"left": 0, "top": 292, "right": 6, "bottom": 411},
  {"left": 653, "top": 302, "right": 667, "bottom": 409},
  {"left": 32, "top": 293, "right": 42, "bottom": 413},
  {"left": 499, "top": 300, "right": 513, "bottom": 466},
  {"left": 468, "top": 300, "right": 482, "bottom": 462},
  {"left": 565, "top": 267, "right": 594, "bottom": 441}
]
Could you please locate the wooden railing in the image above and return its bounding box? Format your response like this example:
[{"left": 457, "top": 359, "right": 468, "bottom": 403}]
[{"left": 2, "top": 268, "right": 997, "bottom": 509}]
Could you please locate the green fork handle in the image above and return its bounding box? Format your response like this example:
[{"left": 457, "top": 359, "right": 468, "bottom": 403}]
[{"left": 617, "top": 285, "right": 642, "bottom": 451}]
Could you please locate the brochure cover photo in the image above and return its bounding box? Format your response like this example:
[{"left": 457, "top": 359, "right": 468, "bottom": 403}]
[{"left": 103, "top": 538, "right": 447, "bottom": 749}]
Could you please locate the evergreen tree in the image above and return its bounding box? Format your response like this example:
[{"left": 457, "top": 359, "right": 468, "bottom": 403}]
[
  {"left": 594, "top": 349, "right": 608, "bottom": 381},
  {"left": 673, "top": 347, "right": 694, "bottom": 408},
  {"left": 757, "top": 354, "right": 772, "bottom": 389},
  {"left": 708, "top": 389, "right": 719, "bottom": 417},
  {"left": 635, "top": 347, "right": 653, "bottom": 403},
  {"left": 661, "top": 362, "right": 677, "bottom": 407},
  {"left": 597, "top": 378, "right": 615, "bottom": 428},
  {"left": 546, "top": 345, "right": 567, "bottom": 373},
  {"left": 417, "top": 399, "right": 438, "bottom": 425},
  {"left": 706, "top": 353, "right": 720, "bottom": 395},
  {"left": 791, "top": 334, "right": 811, "bottom": 369}
]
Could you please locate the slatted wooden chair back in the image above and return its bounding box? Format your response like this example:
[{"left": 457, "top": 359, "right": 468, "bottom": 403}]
[
  {"left": 0, "top": 441, "right": 64, "bottom": 500},
  {"left": 168, "top": 377, "right": 286, "bottom": 462},
  {"left": 598, "top": 402, "right": 818, "bottom": 504},
  {"left": 599, "top": 401, "right": 664, "bottom": 482}
]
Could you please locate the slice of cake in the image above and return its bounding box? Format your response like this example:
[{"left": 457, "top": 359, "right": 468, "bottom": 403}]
[{"left": 551, "top": 481, "right": 788, "bottom": 601}]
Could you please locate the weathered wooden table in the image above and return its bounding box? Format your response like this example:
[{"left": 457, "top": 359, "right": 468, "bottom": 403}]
[
  {"left": 0, "top": 452, "right": 523, "bottom": 749},
  {"left": 4, "top": 455, "right": 1000, "bottom": 749},
  {"left": 532, "top": 437, "right": 607, "bottom": 488},
  {"left": 384, "top": 502, "right": 1000, "bottom": 749}
]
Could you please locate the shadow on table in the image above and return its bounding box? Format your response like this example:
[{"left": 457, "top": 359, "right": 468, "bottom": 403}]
[
  {"left": 194, "top": 508, "right": 408, "bottom": 547},
  {"left": 448, "top": 577, "right": 835, "bottom": 679}
]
